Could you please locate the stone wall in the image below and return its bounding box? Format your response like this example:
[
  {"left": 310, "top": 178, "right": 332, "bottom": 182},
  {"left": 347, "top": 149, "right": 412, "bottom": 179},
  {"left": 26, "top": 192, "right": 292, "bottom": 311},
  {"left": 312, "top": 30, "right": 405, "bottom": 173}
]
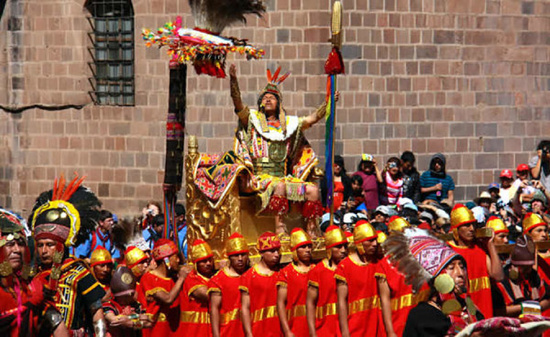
[{"left": 1, "top": 0, "right": 550, "bottom": 219}]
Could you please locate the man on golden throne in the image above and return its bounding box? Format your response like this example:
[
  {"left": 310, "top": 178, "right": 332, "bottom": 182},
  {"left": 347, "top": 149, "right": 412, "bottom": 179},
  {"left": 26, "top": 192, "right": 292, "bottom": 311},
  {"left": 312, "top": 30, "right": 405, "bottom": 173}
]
[{"left": 193, "top": 64, "right": 338, "bottom": 238}]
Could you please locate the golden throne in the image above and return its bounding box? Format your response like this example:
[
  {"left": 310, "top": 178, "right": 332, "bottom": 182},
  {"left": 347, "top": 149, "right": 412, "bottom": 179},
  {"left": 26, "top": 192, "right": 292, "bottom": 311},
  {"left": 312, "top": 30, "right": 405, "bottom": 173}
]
[{"left": 184, "top": 135, "right": 326, "bottom": 264}]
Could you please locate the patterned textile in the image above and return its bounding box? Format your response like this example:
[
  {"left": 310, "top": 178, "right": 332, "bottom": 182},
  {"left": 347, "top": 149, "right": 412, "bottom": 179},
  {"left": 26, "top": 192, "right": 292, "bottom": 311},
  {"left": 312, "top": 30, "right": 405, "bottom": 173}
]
[
  {"left": 409, "top": 235, "right": 460, "bottom": 277},
  {"left": 455, "top": 315, "right": 550, "bottom": 337}
]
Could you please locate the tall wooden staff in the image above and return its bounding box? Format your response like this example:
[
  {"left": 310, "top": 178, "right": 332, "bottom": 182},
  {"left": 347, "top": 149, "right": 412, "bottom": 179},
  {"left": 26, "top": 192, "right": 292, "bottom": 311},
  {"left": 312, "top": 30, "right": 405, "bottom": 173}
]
[
  {"left": 324, "top": 1, "right": 345, "bottom": 226},
  {"left": 163, "top": 63, "right": 187, "bottom": 250}
]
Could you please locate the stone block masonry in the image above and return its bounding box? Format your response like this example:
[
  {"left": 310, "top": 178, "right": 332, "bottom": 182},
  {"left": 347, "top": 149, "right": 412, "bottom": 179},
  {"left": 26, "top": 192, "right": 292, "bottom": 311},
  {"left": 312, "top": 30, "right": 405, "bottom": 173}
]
[{"left": 1, "top": 0, "right": 550, "bottom": 218}]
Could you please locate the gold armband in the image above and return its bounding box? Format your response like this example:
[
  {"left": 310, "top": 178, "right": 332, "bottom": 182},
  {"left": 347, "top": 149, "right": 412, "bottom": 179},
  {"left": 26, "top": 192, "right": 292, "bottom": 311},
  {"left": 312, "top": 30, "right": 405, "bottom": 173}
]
[{"left": 315, "top": 102, "right": 328, "bottom": 120}]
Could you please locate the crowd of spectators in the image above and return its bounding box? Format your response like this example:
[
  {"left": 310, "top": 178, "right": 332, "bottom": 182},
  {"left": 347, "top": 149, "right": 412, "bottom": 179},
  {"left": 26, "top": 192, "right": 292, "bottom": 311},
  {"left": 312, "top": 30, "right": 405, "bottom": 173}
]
[{"left": 319, "top": 140, "right": 550, "bottom": 244}]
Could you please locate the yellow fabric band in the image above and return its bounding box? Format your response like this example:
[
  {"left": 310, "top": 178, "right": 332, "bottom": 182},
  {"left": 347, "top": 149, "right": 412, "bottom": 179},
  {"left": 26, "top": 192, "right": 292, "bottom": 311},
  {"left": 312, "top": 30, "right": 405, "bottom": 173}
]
[
  {"left": 251, "top": 305, "right": 278, "bottom": 323},
  {"left": 180, "top": 311, "right": 211, "bottom": 324},
  {"left": 348, "top": 295, "right": 380, "bottom": 315}
]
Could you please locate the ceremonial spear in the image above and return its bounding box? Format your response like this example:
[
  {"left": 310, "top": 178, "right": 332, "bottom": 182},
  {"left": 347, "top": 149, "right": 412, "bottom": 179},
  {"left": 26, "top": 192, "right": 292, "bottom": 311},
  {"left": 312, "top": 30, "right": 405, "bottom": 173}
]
[{"left": 324, "top": 1, "right": 345, "bottom": 226}]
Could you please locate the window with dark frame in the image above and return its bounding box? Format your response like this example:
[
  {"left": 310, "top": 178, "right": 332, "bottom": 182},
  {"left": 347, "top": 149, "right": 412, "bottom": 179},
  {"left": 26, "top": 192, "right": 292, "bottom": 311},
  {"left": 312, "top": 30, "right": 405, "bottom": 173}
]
[{"left": 86, "top": 0, "right": 134, "bottom": 106}]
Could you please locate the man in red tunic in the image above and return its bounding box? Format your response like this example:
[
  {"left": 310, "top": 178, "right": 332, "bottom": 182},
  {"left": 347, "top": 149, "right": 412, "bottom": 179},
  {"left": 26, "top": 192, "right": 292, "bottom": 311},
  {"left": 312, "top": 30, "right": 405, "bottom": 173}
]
[
  {"left": 241, "top": 232, "right": 282, "bottom": 337},
  {"left": 277, "top": 228, "right": 314, "bottom": 337},
  {"left": 123, "top": 245, "right": 150, "bottom": 307},
  {"left": 376, "top": 216, "right": 429, "bottom": 337},
  {"left": 0, "top": 208, "right": 69, "bottom": 337},
  {"left": 306, "top": 225, "right": 348, "bottom": 337},
  {"left": 141, "top": 239, "right": 190, "bottom": 337},
  {"left": 209, "top": 232, "right": 250, "bottom": 337},
  {"left": 336, "top": 220, "right": 384, "bottom": 337},
  {"left": 178, "top": 239, "right": 215, "bottom": 336},
  {"left": 448, "top": 203, "right": 503, "bottom": 318},
  {"left": 90, "top": 246, "right": 114, "bottom": 298}
]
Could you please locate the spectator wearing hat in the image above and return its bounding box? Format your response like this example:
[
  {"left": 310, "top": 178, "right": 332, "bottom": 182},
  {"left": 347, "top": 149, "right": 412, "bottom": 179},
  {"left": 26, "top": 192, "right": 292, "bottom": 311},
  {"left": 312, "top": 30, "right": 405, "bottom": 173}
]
[
  {"left": 475, "top": 191, "right": 495, "bottom": 212},
  {"left": 341, "top": 213, "right": 358, "bottom": 232},
  {"left": 419, "top": 211, "right": 434, "bottom": 227},
  {"left": 496, "top": 236, "right": 550, "bottom": 317},
  {"left": 488, "top": 182, "right": 500, "bottom": 200},
  {"left": 531, "top": 190, "right": 550, "bottom": 224},
  {"left": 420, "top": 153, "right": 455, "bottom": 206},
  {"left": 321, "top": 155, "right": 352, "bottom": 211},
  {"left": 373, "top": 205, "right": 391, "bottom": 224},
  {"left": 401, "top": 151, "right": 421, "bottom": 204},
  {"left": 354, "top": 154, "right": 383, "bottom": 211},
  {"left": 513, "top": 164, "right": 537, "bottom": 203},
  {"left": 530, "top": 140, "right": 550, "bottom": 191},
  {"left": 499, "top": 169, "right": 515, "bottom": 204}
]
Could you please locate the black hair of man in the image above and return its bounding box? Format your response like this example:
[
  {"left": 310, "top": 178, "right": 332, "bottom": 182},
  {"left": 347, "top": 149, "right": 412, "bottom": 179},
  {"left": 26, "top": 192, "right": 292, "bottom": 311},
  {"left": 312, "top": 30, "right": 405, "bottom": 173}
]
[
  {"left": 99, "top": 210, "right": 113, "bottom": 222},
  {"left": 400, "top": 151, "right": 416, "bottom": 164}
]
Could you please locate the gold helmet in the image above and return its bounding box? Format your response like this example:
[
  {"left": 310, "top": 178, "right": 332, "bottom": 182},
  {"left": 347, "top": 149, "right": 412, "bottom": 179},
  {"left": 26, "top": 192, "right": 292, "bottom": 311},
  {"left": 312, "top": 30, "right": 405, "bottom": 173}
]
[
  {"left": 450, "top": 203, "right": 476, "bottom": 241},
  {"left": 124, "top": 246, "right": 148, "bottom": 277},
  {"left": 191, "top": 239, "right": 214, "bottom": 263},
  {"left": 523, "top": 212, "right": 546, "bottom": 234},
  {"left": 226, "top": 232, "right": 249, "bottom": 256},
  {"left": 90, "top": 246, "right": 113, "bottom": 267},
  {"left": 486, "top": 216, "right": 509, "bottom": 234},
  {"left": 387, "top": 216, "right": 410, "bottom": 233},
  {"left": 290, "top": 228, "right": 312, "bottom": 262},
  {"left": 353, "top": 220, "right": 377, "bottom": 255}
]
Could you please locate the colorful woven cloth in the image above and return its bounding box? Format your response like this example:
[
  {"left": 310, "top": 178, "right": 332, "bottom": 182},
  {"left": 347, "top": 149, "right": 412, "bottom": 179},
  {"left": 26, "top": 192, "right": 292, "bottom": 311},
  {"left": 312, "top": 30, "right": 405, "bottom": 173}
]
[{"left": 455, "top": 315, "right": 550, "bottom": 337}]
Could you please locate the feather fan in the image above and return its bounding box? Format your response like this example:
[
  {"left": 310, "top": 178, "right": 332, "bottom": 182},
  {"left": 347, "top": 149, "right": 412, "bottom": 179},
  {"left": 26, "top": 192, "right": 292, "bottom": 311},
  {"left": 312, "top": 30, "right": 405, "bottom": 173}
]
[{"left": 189, "top": 0, "right": 266, "bottom": 34}]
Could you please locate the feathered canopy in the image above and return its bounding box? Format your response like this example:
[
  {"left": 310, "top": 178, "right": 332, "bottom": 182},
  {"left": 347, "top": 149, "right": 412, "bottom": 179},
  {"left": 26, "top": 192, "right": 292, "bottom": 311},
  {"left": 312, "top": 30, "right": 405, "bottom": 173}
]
[{"left": 189, "top": 0, "right": 266, "bottom": 34}]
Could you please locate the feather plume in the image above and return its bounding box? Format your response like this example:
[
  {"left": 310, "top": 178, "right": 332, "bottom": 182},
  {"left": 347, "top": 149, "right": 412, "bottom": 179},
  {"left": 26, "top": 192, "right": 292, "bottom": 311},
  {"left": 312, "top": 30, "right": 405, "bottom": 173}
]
[
  {"left": 189, "top": 0, "right": 266, "bottom": 34},
  {"left": 383, "top": 228, "right": 432, "bottom": 292},
  {"left": 276, "top": 71, "right": 291, "bottom": 85},
  {"left": 267, "top": 68, "right": 272, "bottom": 82}
]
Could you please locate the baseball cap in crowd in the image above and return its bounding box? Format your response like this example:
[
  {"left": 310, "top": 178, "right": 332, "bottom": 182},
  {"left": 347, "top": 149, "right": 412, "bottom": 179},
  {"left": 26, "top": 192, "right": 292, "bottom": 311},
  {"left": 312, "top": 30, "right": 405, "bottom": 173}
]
[
  {"left": 403, "top": 203, "right": 418, "bottom": 212},
  {"left": 465, "top": 201, "right": 476, "bottom": 210},
  {"left": 500, "top": 169, "right": 513, "bottom": 179},
  {"left": 532, "top": 190, "right": 547, "bottom": 206},
  {"left": 397, "top": 198, "right": 414, "bottom": 209},
  {"left": 356, "top": 212, "right": 368, "bottom": 220},
  {"left": 516, "top": 164, "right": 529, "bottom": 172},
  {"left": 342, "top": 213, "right": 358, "bottom": 226},
  {"left": 419, "top": 211, "right": 433, "bottom": 222},
  {"left": 361, "top": 154, "right": 374, "bottom": 162},
  {"left": 320, "top": 213, "right": 341, "bottom": 232},
  {"left": 488, "top": 182, "right": 500, "bottom": 191},
  {"left": 374, "top": 205, "right": 391, "bottom": 216}
]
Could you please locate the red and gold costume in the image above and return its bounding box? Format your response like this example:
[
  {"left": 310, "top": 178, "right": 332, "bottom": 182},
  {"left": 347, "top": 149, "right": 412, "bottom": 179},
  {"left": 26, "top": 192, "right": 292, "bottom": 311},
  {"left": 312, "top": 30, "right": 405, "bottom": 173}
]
[
  {"left": 240, "top": 232, "right": 281, "bottom": 337},
  {"left": 335, "top": 221, "right": 383, "bottom": 337},
  {"left": 307, "top": 226, "right": 347, "bottom": 337},
  {"left": 124, "top": 246, "right": 149, "bottom": 307},
  {"left": 0, "top": 208, "right": 57, "bottom": 337},
  {"left": 90, "top": 246, "right": 113, "bottom": 292},
  {"left": 308, "top": 259, "right": 340, "bottom": 337},
  {"left": 141, "top": 239, "right": 180, "bottom": 337},
  {"left": 376, "top": 217, "right": 429, "bottom": 336},
  {"left": 207, "top": 233, "right": 249, "bottom": 337},
  {"left": 449, "top": 204, "right": 493, "bottom": 318},
  {"left": 277, "top": 228, "right": 313, "bottom": 336},
  {"left": 177, "top": 240, "right": 212, "bottom": 336},
  {"left": 375, "top": 256, "right": 429, "bottom": 336}
]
